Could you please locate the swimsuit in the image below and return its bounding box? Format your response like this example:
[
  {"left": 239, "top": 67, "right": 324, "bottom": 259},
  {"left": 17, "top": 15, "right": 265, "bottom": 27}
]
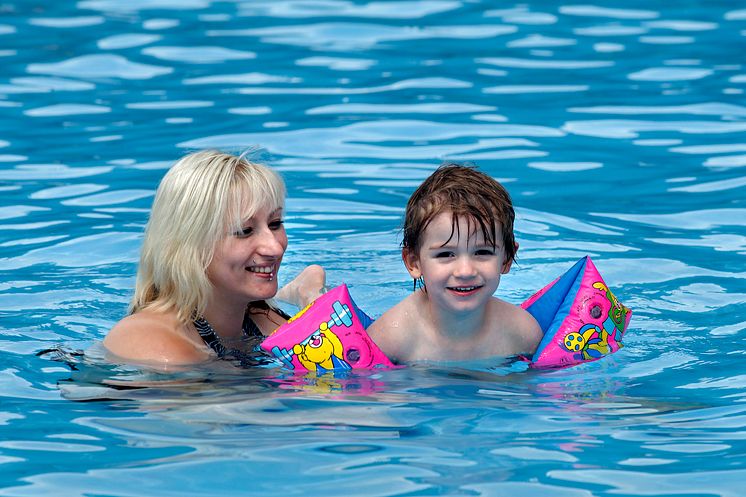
[{"left": 195, "top": 303, "right": 290, "bottom": 367}]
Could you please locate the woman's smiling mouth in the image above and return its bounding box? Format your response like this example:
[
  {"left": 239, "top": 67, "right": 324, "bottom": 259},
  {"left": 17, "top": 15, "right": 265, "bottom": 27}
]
[{"left": 246, "top": 264, "right": 277, "bottom": 279}]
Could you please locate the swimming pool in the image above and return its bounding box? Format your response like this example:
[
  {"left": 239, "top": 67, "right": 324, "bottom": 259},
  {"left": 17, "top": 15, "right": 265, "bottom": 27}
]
[{"left": 2, "top": 1, "right": 745, "bottom": 495}]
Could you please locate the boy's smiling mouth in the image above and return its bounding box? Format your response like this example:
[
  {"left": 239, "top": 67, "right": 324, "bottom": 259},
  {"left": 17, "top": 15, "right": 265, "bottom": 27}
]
[{"left": 447, "top": 285, "right": 482, "bottom": 295}]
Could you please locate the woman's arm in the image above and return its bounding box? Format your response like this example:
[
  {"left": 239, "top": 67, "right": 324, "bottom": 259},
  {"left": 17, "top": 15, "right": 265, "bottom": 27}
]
[{"left": 275, "top": 264, "right": 326, "bottom": 308}]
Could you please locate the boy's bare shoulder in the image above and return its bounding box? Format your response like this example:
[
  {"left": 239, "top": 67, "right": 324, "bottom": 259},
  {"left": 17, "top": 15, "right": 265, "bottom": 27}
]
[
  {"left": 367, "top": 293, "right": 422, "bottom": 360},
  {"left": 104, "top": 310, "right": 210, "bottom": 366},
  {"left": 490, "top": 298, "right": 543, "bottom": 355}
]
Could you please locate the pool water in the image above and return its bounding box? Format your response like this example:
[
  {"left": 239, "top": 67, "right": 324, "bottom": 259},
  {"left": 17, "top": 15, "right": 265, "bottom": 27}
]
[{"left": 2, "top": 1, "right": 746, "bottom": 495}]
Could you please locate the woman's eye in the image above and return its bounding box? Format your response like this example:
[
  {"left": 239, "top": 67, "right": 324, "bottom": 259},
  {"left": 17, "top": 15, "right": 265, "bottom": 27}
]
[
  {"left": 235, "top": 227, "right": 253, "bottom": 237},
  {"left": 269, "top": 220, "right": 285, "bottom": 230}
]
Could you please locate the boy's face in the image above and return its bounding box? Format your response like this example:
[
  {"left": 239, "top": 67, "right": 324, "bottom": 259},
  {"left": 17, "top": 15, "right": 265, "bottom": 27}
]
[{"left": 403, "top": 211, "right": 512, "bottom": 315}]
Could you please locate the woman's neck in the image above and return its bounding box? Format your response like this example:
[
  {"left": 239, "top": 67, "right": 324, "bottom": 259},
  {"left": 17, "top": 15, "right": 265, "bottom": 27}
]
[{"left": 201, "top": 298, "right": 250, "bottom": 341}]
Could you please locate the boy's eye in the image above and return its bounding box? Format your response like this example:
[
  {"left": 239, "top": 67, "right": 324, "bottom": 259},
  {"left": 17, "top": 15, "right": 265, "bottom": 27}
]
[
  {"left": 434, "top": 251, "right": 454, "bottom": 258},
  {"left": 475, "top": 249, "right": 495, "bottom": 256}
]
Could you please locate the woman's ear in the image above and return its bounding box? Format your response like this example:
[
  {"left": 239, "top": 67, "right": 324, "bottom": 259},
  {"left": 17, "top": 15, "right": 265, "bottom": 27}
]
[{"left": 402, "top": 248, "right": 422, "bottom": 279}]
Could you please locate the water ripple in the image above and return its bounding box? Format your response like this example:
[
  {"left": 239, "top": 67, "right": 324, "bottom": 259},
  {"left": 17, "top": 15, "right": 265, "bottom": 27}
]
[
  {"left": 569, "top": 102, "right": 746, "bottom": 117},
  {"left": 591, "top": 208, "right": 746, "bottom": 230},
  {"left": 668, "top": 176, "right": 746, "bottom": 193},
  {"left": 181, "top": 120, "right": 561, "bottom": 159},
  {"left": 0, "top": 165, "right": 113, "bottom": 180},
  {"left": 24, "top": 104, "right": 111, "bottom": 117},
  {"left": 236, "top": 0, "right": 461, "bottom": 19},
  {"left": 560, "top": 6, "right": 659, "bottom": 20},
  {"left": 210, "top": 23, "right": 517, "bottom": 50},
  {"left": 79, "top": 0, "right": 210, "bottom": 13},
  {"left": 0, "top": 205, "right": 48, "bottom": 221},
  {"left": 725, "top": 10, "right": 746, "bottom": 21},
  {"left": 484, "top": 84, "right": 589, "bottom": 94},
  {"left": 233, "top": 77, "right": 472, "bottom": 95},
  {"left": 549, "top": 468, "right": 746, "bottom": 497},
  {"left": 28, "top": 16, "right": 105, "bottom": 28},
  {"left": 15, "top": 79, "right": 93, "bottom": 95},
  {"left": 296, "top": 56, "right": 376, "bottom": 71},
  {"left": 141, "top": 46, "right": 256, "bottom": 63},
  {"left": 644, "top": 19, "right": 719, "bottom": 31},
  {"left": 0, "top": 232, "right": 141, "bottom": 270},
  {"left": 30, "top": 184, "right": 108, "bottom": 200},
  {"left": 563, "top": 120, "right": 746, "bottom": 139},
  {"left": 478, "top": 57, "right": 613, "bottom": 69},
  {"left": 97, "top": 34, "right": 162, "bottom": 50},
  {"left": 27, "top": 55, "right": 173, "bottom": 80},
  {"left": 628, "top": 67, "right": 713, "bottom": 81},
  {"left": 647, "top": 234, "right": 746, "bottom": 254},
  {"left": 484, "top": 8, "right": 558, "bottom": 25},
  {"left": 184, "top": 72, "right": 300, "bottom": 85},
  {"left": 574, "top": 25, "right": 649, "bottom": 36},
  {"left": 306, "top": 102, "right": 496, "bottom": 115}
]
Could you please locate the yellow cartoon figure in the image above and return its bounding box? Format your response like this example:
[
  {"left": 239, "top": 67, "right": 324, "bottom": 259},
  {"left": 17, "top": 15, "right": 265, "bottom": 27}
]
[
  {"left": 562, "top": 324, "right": 612, "bottom": 360},
  {"left": 292, "top": 322, "right": 352, "bottom": 373},
  {"left": 593, "top": 281, "right": 630, "bottom": 331}
]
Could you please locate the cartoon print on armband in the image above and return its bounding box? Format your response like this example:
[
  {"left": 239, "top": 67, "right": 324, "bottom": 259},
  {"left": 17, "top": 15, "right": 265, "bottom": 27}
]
[
  {"left": 292, "top": 322, "right": 352, "bottom": 373},
  {"left": 562, "top": 324, "right": 617, "bottom": 361},
  {"left": 593, "top": 281, "right": 630, "bottom": 332}
]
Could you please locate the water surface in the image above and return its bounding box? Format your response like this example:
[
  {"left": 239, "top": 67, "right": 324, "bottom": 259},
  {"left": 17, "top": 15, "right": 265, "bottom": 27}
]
[{"left": 1, "top": 1, "right": 745, "bottom": 495}]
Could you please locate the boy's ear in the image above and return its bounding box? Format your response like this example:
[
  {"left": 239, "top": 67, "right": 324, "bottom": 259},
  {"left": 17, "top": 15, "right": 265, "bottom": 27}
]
[
  {"left": 402, "top": 248, "right": 422, "bottom": 279},
  {"left": 501, "top": 241, "right": 519, "bottom": 274}
]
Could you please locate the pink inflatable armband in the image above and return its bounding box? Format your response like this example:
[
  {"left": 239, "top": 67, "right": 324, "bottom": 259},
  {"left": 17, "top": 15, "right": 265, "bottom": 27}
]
[
  {"left": 261, "top": 284, "right": 395, "bottom": 372},
  {"left": 522, "top": 256, "right": 632, "bottom": 369}
]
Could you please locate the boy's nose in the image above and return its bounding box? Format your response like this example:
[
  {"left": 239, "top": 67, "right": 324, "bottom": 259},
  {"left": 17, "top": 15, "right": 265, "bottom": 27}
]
[{"left": 453, "top": 256, "right": 477, "bottom": 277}]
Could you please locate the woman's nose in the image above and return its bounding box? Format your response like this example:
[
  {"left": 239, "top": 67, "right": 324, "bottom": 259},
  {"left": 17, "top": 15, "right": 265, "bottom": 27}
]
[{"left": 257, "top": 228, "right": 286, "bottom": 257}]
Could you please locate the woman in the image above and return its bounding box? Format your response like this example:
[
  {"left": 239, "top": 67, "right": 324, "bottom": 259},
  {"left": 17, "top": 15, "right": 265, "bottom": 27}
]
[{"left": 104, "top": 150, "right": 325, "bottom": 367}]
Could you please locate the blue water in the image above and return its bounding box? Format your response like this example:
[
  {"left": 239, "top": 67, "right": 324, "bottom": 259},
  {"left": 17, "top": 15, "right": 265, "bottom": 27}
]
[{"left": 2, "top": 1, "right": 746, "bottom": 495}]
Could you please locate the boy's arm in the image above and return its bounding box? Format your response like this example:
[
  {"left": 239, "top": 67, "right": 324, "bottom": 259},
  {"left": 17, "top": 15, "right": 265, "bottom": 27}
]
[
  {"left": 513, "top": 306, "right": 543, "bottom": 355},
  {"left": 366, "top": 315, "right": 396, "bottom": 359}
]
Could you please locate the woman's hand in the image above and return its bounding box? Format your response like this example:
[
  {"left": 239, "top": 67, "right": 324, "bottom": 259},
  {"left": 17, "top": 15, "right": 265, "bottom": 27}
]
[{"left": 275, "top": 264, "right": 327, "bottom": 308}]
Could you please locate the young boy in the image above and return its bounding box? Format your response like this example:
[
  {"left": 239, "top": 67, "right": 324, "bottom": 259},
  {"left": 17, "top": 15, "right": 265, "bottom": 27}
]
[{"left": 368, "top": 163, "right": 542, "bottom": 363}]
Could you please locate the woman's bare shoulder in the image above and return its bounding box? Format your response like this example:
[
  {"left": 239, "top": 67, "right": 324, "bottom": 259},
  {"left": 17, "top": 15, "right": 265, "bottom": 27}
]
[{"left": 104, "top": 310, "right": 210, "bottom": 366}]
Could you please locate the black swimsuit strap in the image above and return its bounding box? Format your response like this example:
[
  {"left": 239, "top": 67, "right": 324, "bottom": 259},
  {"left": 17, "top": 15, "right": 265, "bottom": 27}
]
[{"left": 195, "top": 302, "right": 289, "bottom": 367}]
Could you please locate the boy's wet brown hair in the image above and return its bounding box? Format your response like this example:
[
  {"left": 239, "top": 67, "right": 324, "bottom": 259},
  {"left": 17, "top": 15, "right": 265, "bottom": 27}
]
[{"left": 402, "top": 163, "right": 517, "bottom": 264}]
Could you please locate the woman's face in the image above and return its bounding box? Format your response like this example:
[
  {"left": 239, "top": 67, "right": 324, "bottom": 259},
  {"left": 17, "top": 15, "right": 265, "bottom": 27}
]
[{"left": 207, "top": 205, "right": 288, "bottom": 307}]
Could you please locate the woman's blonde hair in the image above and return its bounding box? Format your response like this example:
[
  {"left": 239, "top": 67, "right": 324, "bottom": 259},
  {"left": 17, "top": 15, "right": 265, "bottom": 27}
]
[{"left": 130, "top": 150, "right": 286, "bottom": 324}]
